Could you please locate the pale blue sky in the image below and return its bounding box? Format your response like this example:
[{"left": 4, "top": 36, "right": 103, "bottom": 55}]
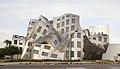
[{"left": 0, "top": 0, "right": 120, "bottom": 47}]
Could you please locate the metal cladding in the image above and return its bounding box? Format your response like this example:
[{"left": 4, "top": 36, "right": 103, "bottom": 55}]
[{"left": 12, "top": 13, "right": 109, "bottom": 60}]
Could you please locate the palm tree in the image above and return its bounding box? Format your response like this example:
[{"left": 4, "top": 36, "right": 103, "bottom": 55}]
[{"left": 3, "top": 39, "right": 12, "bottom": 47}]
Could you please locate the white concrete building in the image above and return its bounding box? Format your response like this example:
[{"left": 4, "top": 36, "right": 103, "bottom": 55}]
[{"left": 12, "top": 13, "right": 109, "bottom": 60}]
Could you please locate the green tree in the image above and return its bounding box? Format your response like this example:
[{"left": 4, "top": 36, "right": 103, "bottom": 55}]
[
  {"left": 0, "top": 48, "right": 5, "bottom": 59},
  {"left": 4, "top": 46, "right": 21, "bottom": 59},
  {"left": 3, "top": 40, "right": 12, "bottom": 47}
]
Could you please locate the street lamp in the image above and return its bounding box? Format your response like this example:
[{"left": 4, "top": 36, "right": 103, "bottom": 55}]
[{"left": 69, "top": 30, "right": 78, "bottom": 64}]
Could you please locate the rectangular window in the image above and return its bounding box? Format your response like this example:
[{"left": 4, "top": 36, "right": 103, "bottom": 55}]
[
  {"left": 31, "top": 22, "right": 36, "bottom": 25},
  {"left": 77, "top": 51, "right": 81, "bottom": 57},
  {"left": 98, "top": 36, "right": 102, "bottom": 41},
  {"left": 61, "top": 29, "right": 64, "bottom": 34},
  {"left": 35, "top": 44, "right": 41, "bottom": 47},
  {"left": 71, "top": 25, "right": 75, "bottom": 31},
  {"left": 42, "top": 29, "right": 47, "bottom": 35},
  {"left": 71, "top": 33, "right": 74, "bottom": 38},
  {"left": 62, "top": 16, "right": 65, "bottom": 20},
  {"left": 37, "top": 26, "right": 42, "bottom": 32},
  {"left": 71, "top": 41, "right": 74, "bottom": 47},
  {"left": 44, "top": 45, "right": 50, "bottom": 50},
  {"left": 66, "top": 27, "right": 69, "bottom": 32},
  {"left": 33, "top": 50, "right": 39, "bottom": 54},
  {"left": 66, "top": 19, "right": 69, "bottom": 25},
  {"left": 54, "top": 40, "right": 58, "bottom": 46},
  {"left": 104, "top": 37, "right": 107, "bottom": 42},
  {"left": 71, "top": 51, "right": 74, "bottom": 57},
  {"left": 57, "top": 18, "right": 60, "bottom": 21},
  {"left": 72, "top": 19, "right": 75, "bottom": 23},
  {"left": 14, "top": 40, "right": 17, "bottom": 44},
  {"left": 51, "top": 54, "right": 58, "bottom": 58},
  {"left": 42, "top": 52, "right": 48, "bottom": 56},
  {"left": 66, "top": 15, "right": 70, "bottom": 17},
  {"left": 28, "top": 42, "right": 32, "bottom": 46},
  {"left": 77, "top": 33, "right": 81, "bottom": 38},
  {"left": 32, "top": 34, "right": 37, "bottom": 39},
  {"left": 62, "top": 21, "right": 64, "bottom": 27},
  {"left": 19, "top": 40, "right": 23, "bottom": 45},
  {"left": 77, "top": 41, "right": 81, "bottom": 48},
  {"left": 93, "top": 37, "right": 96, "bottom": 40},
  {"left": 27, "top": 48, "right": 31, "bottom": 52},
  {"left": 66, "top": 50, "right": 69, "bottom": 57},
  {"left": 57, "top": 23, "right": 60, "bottom": 28}
]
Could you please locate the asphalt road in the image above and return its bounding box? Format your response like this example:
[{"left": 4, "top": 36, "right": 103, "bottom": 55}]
[{"left": 0, "top": 63, "right": 120, "bottom": 69}]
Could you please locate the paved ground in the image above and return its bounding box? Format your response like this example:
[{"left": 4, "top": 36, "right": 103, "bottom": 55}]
[{"left": 0, "top": 63, "right": 120, "bottom": 69}]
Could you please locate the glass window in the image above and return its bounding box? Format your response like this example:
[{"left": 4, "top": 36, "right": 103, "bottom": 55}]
[
  {"left": 51, "top": 54, "right": 57, "bottom": 58},
  {"left": 66, "top": 15, "right": 70, "bottom": 17},
  {"left": 98, "top": 36, "right": 102, "bottom": 41},
  {"left": 104, "top": 37, "right": 107, "bottom": 42},
  {"left": 77, "top": 51, "right": 81, "bottom": 57},
  {"left": 71, "top": 25, "right": 75, "bottom": 31},
  {"left": 28, "top": 42, "right": 32, "bottom": 46},
  {"left": 27, "top": 48, "right": 31, "bottom": 52},
  {"left": 93, "top": 37, "right": 96, "bottom": 40},
  {"left": 54, "top": 40, "right": 58, "bottom": 46},
  {"left": 44, "top": 45, "right": 50, "bottom": 50},
  {"left": 57, "top": 23, "right": 60, "bottom": 28},
  {"left": 66, "top": 27, "right": 69, "bottom": 32},
  {"left": 77, "top": 33, "right": 81, "bottom": 38},
  {"left": 42, "top": 29, "right": 47, "bottom": 35},
  {"left": 66, "top": 50, "right": 69, "bottom": 57},
  {"left": 32, "top": 34, "right": 37, "bottom": 39},
  {"left": 19, "top": 40, "right": 23, "bottom": 45},
  {"left": 62, "top": 21, "right": 64, "bottom": 27},
  {"left": 33, "top": 50, "right": 39, "bottom": 54},
  {"left": 66, "top": 19, "right": 69, "bottom": 25},
  {"left": 14, "top": 40, "right": 17, "bottom": 44},
  {"left": 31, "top": 22, "right": 36, "bottom": 25},
  {"left": 61, "top": 29, "right": 64, "bottom": 34},
  {"left": 37, "top": 26, "right": 42, "bottom": 32},
  {"left": 35, "top": 44, "right": 41, "bottom": 47},
  {"left": 72, "top": 19, "right": 75, "bottom": 23},
  {"left": 62, "top": 16, "right": 65, "bottom": 20},
  {"left": 71, "top": 51, "right": 74, "bottom": 57},
  {"left": 42, "top": 52, "right": 48, "bottom": 56},
  {"left": 77, "top": 41, "right": 81, "bottom": 48},
  {"left": 71, "top": 33, "right": 74, "bottom": 38},
  {"left": 57, "top": 18, "right": 60, "bottom": 21},
  {"left": 71, "top": 41, "right": 74, "bottom": 47}
]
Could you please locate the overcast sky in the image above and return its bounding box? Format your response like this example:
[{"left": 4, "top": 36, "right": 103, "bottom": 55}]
[{"left": 0, "top": 0, "right": 120, "bottom": 48}]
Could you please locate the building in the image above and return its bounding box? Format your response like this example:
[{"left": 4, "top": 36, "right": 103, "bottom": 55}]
[
  {"left": 102, "top": 43, "right": 120, "bottom": 61},
  {"left": 12, "top": 13, "right": 109, "bottom": 60}
]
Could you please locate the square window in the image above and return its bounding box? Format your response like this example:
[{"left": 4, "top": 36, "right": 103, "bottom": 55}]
[
  {"left": 37, "top": 26, "right": 42, "bottom": 32},
  {"left": 72, "top": 19, "right": 75, "bottom": 23},
  {"left": 93, "top": 37, "right": 96, "bottom": 40},
  {"left": 32, "top": 34, "right": 37, "bottom": 39},
  {"left": 71, "top": 25, "right": 75, "bottom": 31},
  {"left": 66, "top": 27, "right": 69, "bottom": 32},
  {"left": 57, "top": 18, "right": 60, "bottom": 21},
  {"left": 57, "top": 23, "right": 60, "bottom": 28},
  {"left": 66, "top": 19, "right": 69, "bottom": 25},
  {"left": 42, "top": 29, "right": 47, "bottom": 35},
  {"left": 61, "top": 29, "right": 64, "bottom": 34}
]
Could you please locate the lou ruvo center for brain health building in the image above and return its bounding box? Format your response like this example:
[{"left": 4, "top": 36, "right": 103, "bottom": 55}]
[{"left": 11, "top": 13, "right": 109, "bottom": 60}]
